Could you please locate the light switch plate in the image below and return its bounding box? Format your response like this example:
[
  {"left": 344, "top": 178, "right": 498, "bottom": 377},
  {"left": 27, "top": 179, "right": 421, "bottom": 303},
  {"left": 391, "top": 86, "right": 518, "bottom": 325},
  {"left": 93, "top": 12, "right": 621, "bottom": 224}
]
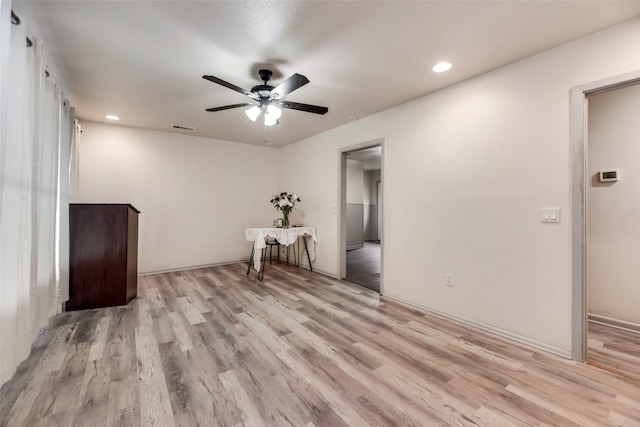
[{"left": 541, "top": 207, "right": 560, "bottom": 223}]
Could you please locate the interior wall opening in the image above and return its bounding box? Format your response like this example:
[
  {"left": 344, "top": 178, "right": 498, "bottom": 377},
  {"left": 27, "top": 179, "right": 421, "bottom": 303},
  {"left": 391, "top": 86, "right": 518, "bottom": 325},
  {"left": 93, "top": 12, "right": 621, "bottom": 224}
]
[
  {"left": 585, "top": 82, "right": 640, "bottom": 381},
  {"left": 340, "top": 142, "right": 383, "bottom": 293}
]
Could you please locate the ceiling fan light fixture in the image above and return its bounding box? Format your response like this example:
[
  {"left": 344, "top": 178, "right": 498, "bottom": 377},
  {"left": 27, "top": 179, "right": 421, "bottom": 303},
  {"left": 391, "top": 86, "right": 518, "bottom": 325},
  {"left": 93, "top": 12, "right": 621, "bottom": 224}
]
[
  {"left": 266, "top": 104, "right": 282, "bottom": 120},
  {"left": 264, "top": 115, "right": 279, "bottom": 127},
  {"left": 245, "top": 105, "right": 261, "bottom": 122}
]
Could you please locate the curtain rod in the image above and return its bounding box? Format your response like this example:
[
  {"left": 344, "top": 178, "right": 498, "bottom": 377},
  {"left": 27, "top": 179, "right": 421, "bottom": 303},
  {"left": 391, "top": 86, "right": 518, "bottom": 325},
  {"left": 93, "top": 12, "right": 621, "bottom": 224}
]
[
  {"left": 10, "top": 10, "right": 35, "bottom": 50},
  {"left": 11, "top": 10, "right": 20, "bottom": 25},
  {"left": 10, "top": 9, "right": 50, "bottom": 77}
]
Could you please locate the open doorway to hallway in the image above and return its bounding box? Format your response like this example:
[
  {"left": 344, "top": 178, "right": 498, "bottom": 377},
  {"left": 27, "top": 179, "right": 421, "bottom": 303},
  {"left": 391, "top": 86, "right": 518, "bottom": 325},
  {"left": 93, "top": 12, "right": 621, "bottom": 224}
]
[
  {"left": 343, "top": 145, "right": 382, "bottom": 292},
  {"left": 585, "top": 82, "right": 640, "bottom": 381}
]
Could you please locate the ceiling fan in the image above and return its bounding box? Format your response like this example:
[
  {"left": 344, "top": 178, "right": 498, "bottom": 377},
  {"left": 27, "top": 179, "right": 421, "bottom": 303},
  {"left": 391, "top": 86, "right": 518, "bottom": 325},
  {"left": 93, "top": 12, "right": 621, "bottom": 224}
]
[{"left": 203, "top": 69, "right": 328, "bottom": 126}]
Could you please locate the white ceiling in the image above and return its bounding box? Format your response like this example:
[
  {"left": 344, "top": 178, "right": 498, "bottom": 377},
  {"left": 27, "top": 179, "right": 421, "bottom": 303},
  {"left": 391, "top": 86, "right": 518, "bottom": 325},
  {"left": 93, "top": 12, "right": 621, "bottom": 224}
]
[{"left": 13, "top": 1, "right": 640, "bottom": 147}]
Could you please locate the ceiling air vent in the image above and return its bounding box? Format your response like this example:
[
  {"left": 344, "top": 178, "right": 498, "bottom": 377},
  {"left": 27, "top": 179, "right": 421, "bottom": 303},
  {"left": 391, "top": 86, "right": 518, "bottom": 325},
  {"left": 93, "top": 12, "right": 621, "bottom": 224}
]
[{"left": 172, "top": 125, "right": 195, "bottom": 131}]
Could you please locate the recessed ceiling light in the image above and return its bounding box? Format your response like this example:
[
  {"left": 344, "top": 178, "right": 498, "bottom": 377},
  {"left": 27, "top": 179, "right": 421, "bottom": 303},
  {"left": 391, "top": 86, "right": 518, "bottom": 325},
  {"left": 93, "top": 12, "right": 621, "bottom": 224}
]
[
  {"left": 105, "top": 114, "right": 120, "bottom": 120},
  {"left": 432, "top": 62, "right": 452, "bottom": 73}
]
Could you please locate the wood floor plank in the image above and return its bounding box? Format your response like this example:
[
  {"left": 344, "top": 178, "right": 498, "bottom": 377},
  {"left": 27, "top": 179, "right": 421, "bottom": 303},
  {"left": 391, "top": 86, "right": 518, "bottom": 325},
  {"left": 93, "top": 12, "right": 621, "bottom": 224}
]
[
  {"left": 263, "top": 281, "right": 303, "bottom": 302},
  {"left": 106, "top": 378, "right": 139, "bottom": 426},
  {"left": 137, "top": 299, "right": 154, "bottom": 328},
  {"left": 151, "top": 309, "right": 177, "bottom": 345},
  {"left": 2, "top": 261, "right": 640, "bottom": 427},
  {"left": 144, "top": 287, "right": 165, "bottom": 309},
  {"left": 71, "top": 358, "right": 113, "bottom": 425},
  {"left": 218, "top": 369, "right": 266, "bottom": 427},
  {"left": 89, "top": 316, "right": 112, "bottom": 361},
  {"left": 588, "top": 321, "right": 640, "bottom": 381},
  {"left": 46, "top": 342, "right": 92, "bottom": 416},
  {"left": 176, "top": 296, "right": 207, "bottom": 325},
  {"left": 276, "top": 350, "right": 371, "bottom": 427},
  {"left": 167, "top": 311, "right": 194, "bottom": 352},
  {"left": 181, "top": 272, "right": 214, "bottom": 300},
  {"left": 5, "top": 322, "right": 79, "bottom": 425},
  {"left": 175, "top": 277, "right": 213, "bottom": 314},
  {"left": 175, "top": 346, "right": 244, "bottom": 426},
  {"left": 373, "top": 363, "right": 479, "bottom": 426},
  {"left": 279, "top": 370, "right": 349, "bottom": 427},
  {"left": 104, "top": 307, "right": 138, "bottom": 383},
  {"left": 296, "top": 291, "right": 352, "bottom": 319},
  {"left": 236, "top": 311, "right": 291, "bottom": 353},
  {"left": 505, "top": 383, "right": 602, "bottom": 427},
  {"left": 474, "top": 406, "right": 518, "bottom": 427},
  {"left": 138, "top": 375, "right": 175, "bottom": 427}
]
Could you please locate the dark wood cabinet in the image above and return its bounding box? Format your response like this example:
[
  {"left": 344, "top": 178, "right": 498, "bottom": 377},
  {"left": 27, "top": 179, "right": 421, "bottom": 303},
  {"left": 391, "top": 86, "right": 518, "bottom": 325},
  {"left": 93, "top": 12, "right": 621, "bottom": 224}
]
[{"left": 67, "top": 203, "right": 140, "bottom": 311}]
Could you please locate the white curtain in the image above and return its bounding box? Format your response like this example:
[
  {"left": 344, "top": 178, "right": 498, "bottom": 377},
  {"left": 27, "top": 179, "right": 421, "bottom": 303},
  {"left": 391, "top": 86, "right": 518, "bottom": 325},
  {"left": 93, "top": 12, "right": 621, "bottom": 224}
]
[{"left": 0, "top": 5, "right": 77, "bottom": 386}]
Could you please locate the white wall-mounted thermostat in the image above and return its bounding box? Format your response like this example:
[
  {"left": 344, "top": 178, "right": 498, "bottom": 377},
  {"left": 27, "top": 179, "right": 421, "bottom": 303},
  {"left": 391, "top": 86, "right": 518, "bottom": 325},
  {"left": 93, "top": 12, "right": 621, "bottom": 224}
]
[{"left": 599, "top": 170, "right": 618, "bottom": 183}]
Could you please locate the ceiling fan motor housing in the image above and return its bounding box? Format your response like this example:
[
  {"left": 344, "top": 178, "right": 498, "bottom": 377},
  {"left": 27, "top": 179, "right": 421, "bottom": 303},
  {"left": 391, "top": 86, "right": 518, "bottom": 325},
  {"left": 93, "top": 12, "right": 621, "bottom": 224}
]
[
  {"left": 253, "top": 69, "right": 275, "bottom": 98},
  {"left": 258, "top": 69, "right": 273, "bottom": 83},
  {"left": 251, "top": 84, "right": 274, "bottom": 98}
]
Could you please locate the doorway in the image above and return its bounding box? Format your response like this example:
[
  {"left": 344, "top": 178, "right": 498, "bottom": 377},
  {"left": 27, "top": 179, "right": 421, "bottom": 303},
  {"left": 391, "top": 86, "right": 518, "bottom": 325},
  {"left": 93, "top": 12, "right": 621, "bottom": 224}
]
[
  {"left": 340, "top": 142, "right": 383, "bottom": 293},
  {"left": 585, "top": 83, "right": 640, "bottom": 380},
  {"left": 571, "top": 72, "right": 640, "bottom": 381}
]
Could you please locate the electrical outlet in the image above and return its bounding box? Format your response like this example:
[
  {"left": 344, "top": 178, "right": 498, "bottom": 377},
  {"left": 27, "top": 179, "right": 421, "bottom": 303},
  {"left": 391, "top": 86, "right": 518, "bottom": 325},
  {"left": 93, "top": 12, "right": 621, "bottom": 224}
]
[{"left": 445, "top": 273, "right": 453, "bottom": 287}]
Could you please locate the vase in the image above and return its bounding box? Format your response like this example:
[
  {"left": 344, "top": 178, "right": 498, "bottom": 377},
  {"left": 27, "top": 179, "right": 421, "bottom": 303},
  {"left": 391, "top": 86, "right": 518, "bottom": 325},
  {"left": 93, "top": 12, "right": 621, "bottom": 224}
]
[{"left": 282, "top": 211, "right": 290, "bottom": 228}]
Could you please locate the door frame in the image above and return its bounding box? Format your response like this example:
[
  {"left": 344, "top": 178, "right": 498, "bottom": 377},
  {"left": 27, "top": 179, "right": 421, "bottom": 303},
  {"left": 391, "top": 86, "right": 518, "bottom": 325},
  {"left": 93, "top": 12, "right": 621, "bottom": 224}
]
[
  {"left": 338, "top": 138, "right": 385, "bottom": 293},
  {"left": 570, "top": 70, "right": 640, "bottom": 361},
  {"left": 376, "top": 179, "right": 382, "bottom": 241}
]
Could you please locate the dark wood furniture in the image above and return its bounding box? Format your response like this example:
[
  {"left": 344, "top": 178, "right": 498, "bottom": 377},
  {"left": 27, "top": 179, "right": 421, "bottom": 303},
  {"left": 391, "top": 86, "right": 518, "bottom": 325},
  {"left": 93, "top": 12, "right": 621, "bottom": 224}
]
[{"left": 67, "top": 203, "right": 140, "bottom": 311}]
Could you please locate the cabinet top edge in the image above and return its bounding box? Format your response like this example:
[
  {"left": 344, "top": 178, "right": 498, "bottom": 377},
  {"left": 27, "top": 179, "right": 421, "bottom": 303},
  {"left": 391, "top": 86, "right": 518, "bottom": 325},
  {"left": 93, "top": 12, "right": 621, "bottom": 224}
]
[{"left": 70, "top": 203, "right": 140, "bottom": 213}]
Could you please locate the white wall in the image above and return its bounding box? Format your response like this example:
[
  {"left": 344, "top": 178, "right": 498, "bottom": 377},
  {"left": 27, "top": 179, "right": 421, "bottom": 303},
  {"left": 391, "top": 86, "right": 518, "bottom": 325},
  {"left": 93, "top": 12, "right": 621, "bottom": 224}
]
[
  {"left": 346, "top": 159, "right": 365, "bottom": 248},
  {"left": 587, "top": 83, "right": 640, "bottom": 326},
  {"left": 367, "top": 169, "right": 381, "bottom": 206},
  {"left": 77, "top": 121, "right": 279, "bottom": 273},
  {"left": 279, "top": 18, "right": 640, "bottom": 355},
  {"left": 346, "top": 159, "right": 365, "bottom": 203}
]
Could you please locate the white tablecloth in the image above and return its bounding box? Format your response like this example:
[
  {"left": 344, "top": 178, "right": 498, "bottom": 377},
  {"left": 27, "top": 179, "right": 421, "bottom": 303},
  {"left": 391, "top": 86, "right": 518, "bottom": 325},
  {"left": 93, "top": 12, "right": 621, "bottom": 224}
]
[{"left": 245, "top": 226, "right": 317, "bottom": 271}]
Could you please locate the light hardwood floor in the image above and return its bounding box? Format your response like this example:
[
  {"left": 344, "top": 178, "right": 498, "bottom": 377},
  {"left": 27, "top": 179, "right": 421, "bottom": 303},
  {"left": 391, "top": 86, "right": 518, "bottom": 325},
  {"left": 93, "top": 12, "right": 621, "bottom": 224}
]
[
  {"left": 1, "top": 262, "right": 639, "bottom": 426},
  {"left": 588, "top": 321, "right": 640, "bottom": 382}
]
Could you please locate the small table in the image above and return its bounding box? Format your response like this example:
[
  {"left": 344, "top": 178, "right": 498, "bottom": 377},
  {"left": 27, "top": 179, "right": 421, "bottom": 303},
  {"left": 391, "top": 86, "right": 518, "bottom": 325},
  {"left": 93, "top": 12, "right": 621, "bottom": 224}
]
[{"left": 245, "top": 226, "right": 317, "bottom": 280}]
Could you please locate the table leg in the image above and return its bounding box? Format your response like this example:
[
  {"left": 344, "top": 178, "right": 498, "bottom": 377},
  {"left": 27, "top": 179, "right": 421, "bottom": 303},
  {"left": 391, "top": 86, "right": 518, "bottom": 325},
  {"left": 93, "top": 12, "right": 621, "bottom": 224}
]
[
  {"left": 292, "top": 243, "right": 297, "bottom": 267},
  {"left": 247, "top": 246, "right": 255, "bottom": 275},
  {"left": 303, "top": 236, "right": 313, "bottom": 272},
  {"left": 258, "top": 247, "right": 266, "bottom": 281},
  {"left": 296, "top": 237, "right": 301, "bottom": 267}
]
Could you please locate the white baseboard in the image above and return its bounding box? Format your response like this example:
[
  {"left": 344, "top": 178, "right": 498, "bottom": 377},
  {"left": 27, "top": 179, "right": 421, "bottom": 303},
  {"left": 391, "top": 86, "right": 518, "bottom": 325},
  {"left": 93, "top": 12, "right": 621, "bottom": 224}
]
[
  {"left": 141, "top": 259, "right": 338, "bottom": 280},
  {"left": 588, "top": 313, "right": 640, "bottom": 334},
  {"left": 139, "top": 259, "right": 248, "bottom": 275},
  {"left": 383, "top": 293, "right": 571, "bottom": 359}
]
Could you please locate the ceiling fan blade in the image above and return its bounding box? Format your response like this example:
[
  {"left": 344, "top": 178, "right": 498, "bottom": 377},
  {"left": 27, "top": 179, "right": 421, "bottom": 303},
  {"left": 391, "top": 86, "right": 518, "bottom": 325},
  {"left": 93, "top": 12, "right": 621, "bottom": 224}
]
[
  {"left": 202, "top": 75, "right": 258, "bottom": 100},
  {"left": 205, "top": 103, "right": 251, "bottom": 112},
  {"left": 279, "top": 101, "right": 328, "bottom": 115},
  {"left": 270, "top": 73, "right": 310, "bottom": 100}
]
